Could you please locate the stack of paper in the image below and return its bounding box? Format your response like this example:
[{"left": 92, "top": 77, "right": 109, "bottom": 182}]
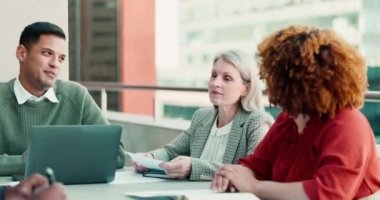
[
  {"left": 126, "top": 152, "right": 172, "bottom": 179},
  {"left": 125, "top": 189, "right": 259, "bottom": 200},
  {"left": 126, "top": 152, "right": 163, "bottom": 170}
]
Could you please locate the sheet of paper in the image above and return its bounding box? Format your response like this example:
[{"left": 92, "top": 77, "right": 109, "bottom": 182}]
[
  {"left": 0, "top": 181, "right": 19, "bottom": 187},
  {"left": 184, "top": 193, "right": 259, "bottom": 200},
  {"left": 125, "top": 189, "right": 215, "bottom": 197},
  {"left": 110, "top": 171, "right": 165, "bottom": 185},
  {"left": 126, "top": 151, "right": 164, "bottom": 170},
  {"left": 125, "top": 189, "right": 259, "bottom": 200}
]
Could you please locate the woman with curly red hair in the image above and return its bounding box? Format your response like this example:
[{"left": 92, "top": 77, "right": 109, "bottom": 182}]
[{"left": 211, "top": 25, "right": 380, "bottom": 199}]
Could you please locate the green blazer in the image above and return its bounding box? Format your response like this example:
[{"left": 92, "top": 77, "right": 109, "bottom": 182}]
[{"left": 151, "top": 107, "right": 273, "bottom": 180}]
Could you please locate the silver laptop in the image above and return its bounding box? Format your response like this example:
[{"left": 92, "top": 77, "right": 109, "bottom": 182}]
[{"left": 25, "top": 125, "right": 121, "bottom": 185}]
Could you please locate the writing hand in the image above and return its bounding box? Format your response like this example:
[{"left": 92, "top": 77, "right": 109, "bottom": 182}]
[{"left": 30, "top": 183, "right": 66, "bottom": 200}]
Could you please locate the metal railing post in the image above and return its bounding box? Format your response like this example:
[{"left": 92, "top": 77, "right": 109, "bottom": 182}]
[
  {"left": 365, "top": 91, "right": 380, "bottom": 102},
  {"left": 100, "top": 88, "right": 108, "bottom": 112}
]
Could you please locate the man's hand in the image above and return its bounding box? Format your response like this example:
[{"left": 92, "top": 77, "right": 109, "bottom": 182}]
[
  {"left": 30, "top": 183, "right": 66, "bottom": 200},
  {"left": 5, "top": 174, "right": 48, "bottom": 200},
  {"left": 4, "top": 173, "right": 66, "bottom": 200}
]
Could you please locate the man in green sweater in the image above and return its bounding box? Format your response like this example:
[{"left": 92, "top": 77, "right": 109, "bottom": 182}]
[{"left": 0, "top": 21, "right": 125, "bottom": 176}]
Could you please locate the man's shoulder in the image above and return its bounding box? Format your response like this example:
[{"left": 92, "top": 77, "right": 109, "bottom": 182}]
[
  {"left": 54, "top": 80, "right": 87, "bottom": 94},
  {"left": 54, "top": 80, "right": 90, "bottom": 104},
  {"left": 0, "top": 82, "right": 7, "bottom": 90},
  {"left": 0, "top": 79, "right": 14, "bottom": 96},
  {"left": 0, "top": 79, "right": 14, "bottom": 88}
]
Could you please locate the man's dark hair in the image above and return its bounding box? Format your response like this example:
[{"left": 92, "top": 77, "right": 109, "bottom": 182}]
[{"left": 19, "top": 22, "right": 66, "bottom": 49}]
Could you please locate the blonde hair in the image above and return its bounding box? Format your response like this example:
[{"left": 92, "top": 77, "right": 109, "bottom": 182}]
[{"left": 214, "top": 50, "right": 264, "bottom": 111}]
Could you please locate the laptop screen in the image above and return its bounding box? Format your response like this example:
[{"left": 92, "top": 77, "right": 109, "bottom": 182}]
[{"left": 25, "top": 125, "right": 121, "bottom": 184}]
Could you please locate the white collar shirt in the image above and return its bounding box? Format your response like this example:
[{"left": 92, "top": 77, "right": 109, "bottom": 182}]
[{"left": 14, "top": 78, "right": 59, "bottom": 104}]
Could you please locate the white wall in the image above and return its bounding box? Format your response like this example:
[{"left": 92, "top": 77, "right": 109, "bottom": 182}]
[{"left": 0, "top": 0, "right": 69, "bottom": 82}]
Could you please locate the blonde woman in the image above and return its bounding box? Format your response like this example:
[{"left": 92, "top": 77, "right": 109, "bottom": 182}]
[{"left": 133, "top": 50, "right": 273, "bottom": 180}]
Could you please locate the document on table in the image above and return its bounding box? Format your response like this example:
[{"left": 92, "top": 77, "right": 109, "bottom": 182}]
[
  {"left": 110, "top": 171, "right": 165, "bottom": 185},
  {"left": 126, "top": 151, "right": 164, "bottom": 170},
  {"left": 125, "top": 189, "right": 215, "bottom": 197},
  {"left": 0, "top": 181, "right": 19, "bottom": 187},
  {"left": 125, "top": 189, "right": 259, "bottom": 200}
]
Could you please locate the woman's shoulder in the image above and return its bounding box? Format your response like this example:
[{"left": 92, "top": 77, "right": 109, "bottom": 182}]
[
  {"left": 333, "top": 108, "right": 367, "bottom": 122},
  {"left": 244, "top": 109, "right": 275, "bottom": 125},
  {"left": 192, "top": 107, "right": 217, "bottom": 119},
  {"left": 323, "top": 108, "right": 371, "bottom": 133},
  {"left": 187, "top": 107, "right": 218, "bottom": 128}
]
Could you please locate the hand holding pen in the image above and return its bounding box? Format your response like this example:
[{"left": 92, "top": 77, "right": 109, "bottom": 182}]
[
  {"left": 4, "top": 172, "right": 66, "bottom": 200},
  {"left": 45, "top": 167, "right": 56, "bottom": 185},
  {"left": 35, "top": 167, "right": 66, "bottom": 200}
]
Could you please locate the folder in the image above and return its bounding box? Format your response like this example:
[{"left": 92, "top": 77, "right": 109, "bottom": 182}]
[{"left": 142, "top": 169, "right": 175, "bottom": 179}]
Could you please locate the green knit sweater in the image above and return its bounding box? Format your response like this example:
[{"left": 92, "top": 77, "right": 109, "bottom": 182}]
[{"left": 0, "top": 79, "right": 125, "bottom": 175}]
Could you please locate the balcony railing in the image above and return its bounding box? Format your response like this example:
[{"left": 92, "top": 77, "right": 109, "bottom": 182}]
[
  {"left": 81, "top": 81, "right": 380, "bottom": 111},
  {"left": 81, "top": 82, "right": 208, "bottom": 112}
]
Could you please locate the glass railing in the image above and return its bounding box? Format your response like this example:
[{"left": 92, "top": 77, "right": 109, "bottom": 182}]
[{"left": 80, "top": 81, "right": 380, "bottom": 140}]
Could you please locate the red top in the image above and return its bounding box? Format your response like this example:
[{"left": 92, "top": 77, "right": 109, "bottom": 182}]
[{"left": 239, "top": 108, "right": 380, "bottom": 200}]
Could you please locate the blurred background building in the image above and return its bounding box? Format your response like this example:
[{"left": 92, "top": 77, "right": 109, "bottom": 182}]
[
  {"left": 69, "top": 0, "right": 121, "bottom": 110},
  {"left": 68, "top": 0, "right": 155, "bottom": 114},
  {"left": 170, "top": 0, "right": 379, "bottom": 85},
  {"left": 67, "top": 0, "right": 380, "bottom": 136}
]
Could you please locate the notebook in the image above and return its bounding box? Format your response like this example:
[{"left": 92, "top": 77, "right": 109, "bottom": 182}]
[
  {"left": 24, "top": 125, "right": 121, "bottom": 185},
  {"left": 142, "top": 169, "right": 174, "bottom": 179}
]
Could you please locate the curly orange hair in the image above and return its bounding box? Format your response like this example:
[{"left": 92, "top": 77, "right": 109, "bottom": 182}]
[{"left": 258, "top": 25, "right": 367, "bottom": 117}]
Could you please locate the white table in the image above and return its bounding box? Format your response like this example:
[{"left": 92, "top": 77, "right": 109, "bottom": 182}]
[{"left": 0, "top": 168, "right": 258, "bottom": 200}]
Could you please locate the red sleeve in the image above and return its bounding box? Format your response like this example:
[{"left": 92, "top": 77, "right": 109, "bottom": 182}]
[
  {"left": 238, "top": 112, "right": 288, "bottom": 180},
  {"left": 302, "top": 110, "right": 375, "bottom": 200}
]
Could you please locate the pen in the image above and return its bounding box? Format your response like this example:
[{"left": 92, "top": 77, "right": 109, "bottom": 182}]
[{"left": 45, "top": 167, "right": 56, "bottom": 185}]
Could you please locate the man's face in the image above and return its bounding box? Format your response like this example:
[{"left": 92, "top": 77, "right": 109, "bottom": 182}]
[{"left": 16, "top": 34, "right": 66, "bottom": 96}]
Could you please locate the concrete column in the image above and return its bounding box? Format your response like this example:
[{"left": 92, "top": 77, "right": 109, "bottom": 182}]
[
  {"left": 119, "top": 0, "right": 156, "bottom": 116},
  {"left": 0, "top": 0, "right": 69, "bottom": 81}
]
